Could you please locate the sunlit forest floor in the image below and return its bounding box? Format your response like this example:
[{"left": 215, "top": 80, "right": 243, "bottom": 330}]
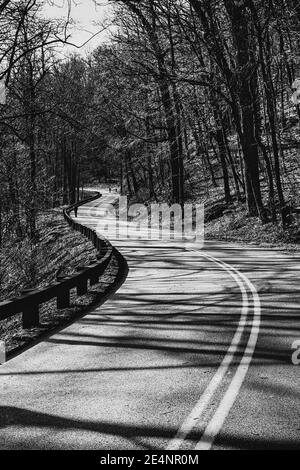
[
  {"left": 205, "top": 206, "right": 300, "bottom": 251},
  {"left": 186, "top": 115, "right": 300, "bottom": 251},
  {"left": 0, "top": 208, "right": 119, "bottom": 356}
]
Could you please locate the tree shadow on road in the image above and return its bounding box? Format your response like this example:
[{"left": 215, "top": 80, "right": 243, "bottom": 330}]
[{"left": 0, "top": 404, "right": 298, "bottom": 450}]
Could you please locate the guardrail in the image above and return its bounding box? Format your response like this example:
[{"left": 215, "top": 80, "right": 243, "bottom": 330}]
[{"left": 0, "top": 192, "right": 112, "bottom": 329}]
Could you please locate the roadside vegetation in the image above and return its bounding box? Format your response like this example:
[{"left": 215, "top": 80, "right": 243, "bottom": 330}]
[
  {"left": 0, "top": 0, "right": 300, "bottom": 330},
  {"left": 0, "top": 205, "right": 119, "bottom": 356}
]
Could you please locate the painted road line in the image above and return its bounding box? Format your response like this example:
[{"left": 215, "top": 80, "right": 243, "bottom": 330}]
[
  {"left": 167, "top": 250, "right": 252, "bottom": 450},
  {"left": 83, "top": 196, "right": 261, "bottom": 451},
  {"left": 195, "top": 270, "right": 261, "bottom": 450}
]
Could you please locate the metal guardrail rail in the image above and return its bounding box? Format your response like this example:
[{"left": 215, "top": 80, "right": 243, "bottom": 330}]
[{"left": 0, "top": 192, "right": 112, "bottom": 329}]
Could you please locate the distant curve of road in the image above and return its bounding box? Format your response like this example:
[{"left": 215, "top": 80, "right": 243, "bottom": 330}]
[{"left": 0, "top": 191, "right": 299, "bottom": 450}]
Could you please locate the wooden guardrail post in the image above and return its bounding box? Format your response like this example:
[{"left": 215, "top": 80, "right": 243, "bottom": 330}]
[
  {"left": 22, "top": 304, "right": 39, "bottom": 329},
  {"left": 57, "top": 289, "right": 70, "bottom": 309},
  {"left": 90, "top": 274, "right": 99, "bottom": 286},
  {"left": 0, "top": 192, "right": 113, "bottom": 330},
  {"left": 77, "top": 278, "right": 88, "bottom": 296},
  {"left": 89, "top": 264, "right": 99, "bottom": 286}
]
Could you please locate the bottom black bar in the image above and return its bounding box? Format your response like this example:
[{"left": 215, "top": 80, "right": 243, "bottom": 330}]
[{"left": 0, "top": 449, "right": 288, "bottom": 466}]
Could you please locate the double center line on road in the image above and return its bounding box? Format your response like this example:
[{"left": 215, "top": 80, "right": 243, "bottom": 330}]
[
  {"left": 86, "top": 194, "right": 262, "bottom": 450},
  {"left": 167, "top": 249, "right": 261, "bottom": 451}
]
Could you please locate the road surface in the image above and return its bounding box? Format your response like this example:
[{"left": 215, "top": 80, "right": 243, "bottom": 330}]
[{"left": 0, "top": 191, "right": 299, "bottom": 450}]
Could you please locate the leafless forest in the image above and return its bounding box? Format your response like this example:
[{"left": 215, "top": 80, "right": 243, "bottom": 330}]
[{"left": 1, "top": 0, "right": 300, "bottom": 288}]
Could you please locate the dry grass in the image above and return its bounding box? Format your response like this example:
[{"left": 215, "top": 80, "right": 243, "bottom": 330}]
[
  {"left": 0, "top": 208, "right": 99, "bottom": 301},
  {"left": 0, "top": 208, "right": 121, "bottom": 356},
  {"left": 205, "top": 203, "right": 300, "bottom": 251}
]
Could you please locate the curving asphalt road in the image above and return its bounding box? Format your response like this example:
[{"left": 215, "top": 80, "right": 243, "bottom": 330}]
[{"left": 0, "top": 191, "right": 299, "bottom": 450}]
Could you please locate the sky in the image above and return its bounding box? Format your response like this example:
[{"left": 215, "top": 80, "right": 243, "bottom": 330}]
[{"left": 42, "top": 0, "right": 114, "bottom": 56}]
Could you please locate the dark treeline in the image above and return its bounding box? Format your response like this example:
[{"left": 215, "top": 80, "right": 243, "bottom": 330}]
[{"left": 1, "top": 0, "right": 300, "bottom": 247}]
